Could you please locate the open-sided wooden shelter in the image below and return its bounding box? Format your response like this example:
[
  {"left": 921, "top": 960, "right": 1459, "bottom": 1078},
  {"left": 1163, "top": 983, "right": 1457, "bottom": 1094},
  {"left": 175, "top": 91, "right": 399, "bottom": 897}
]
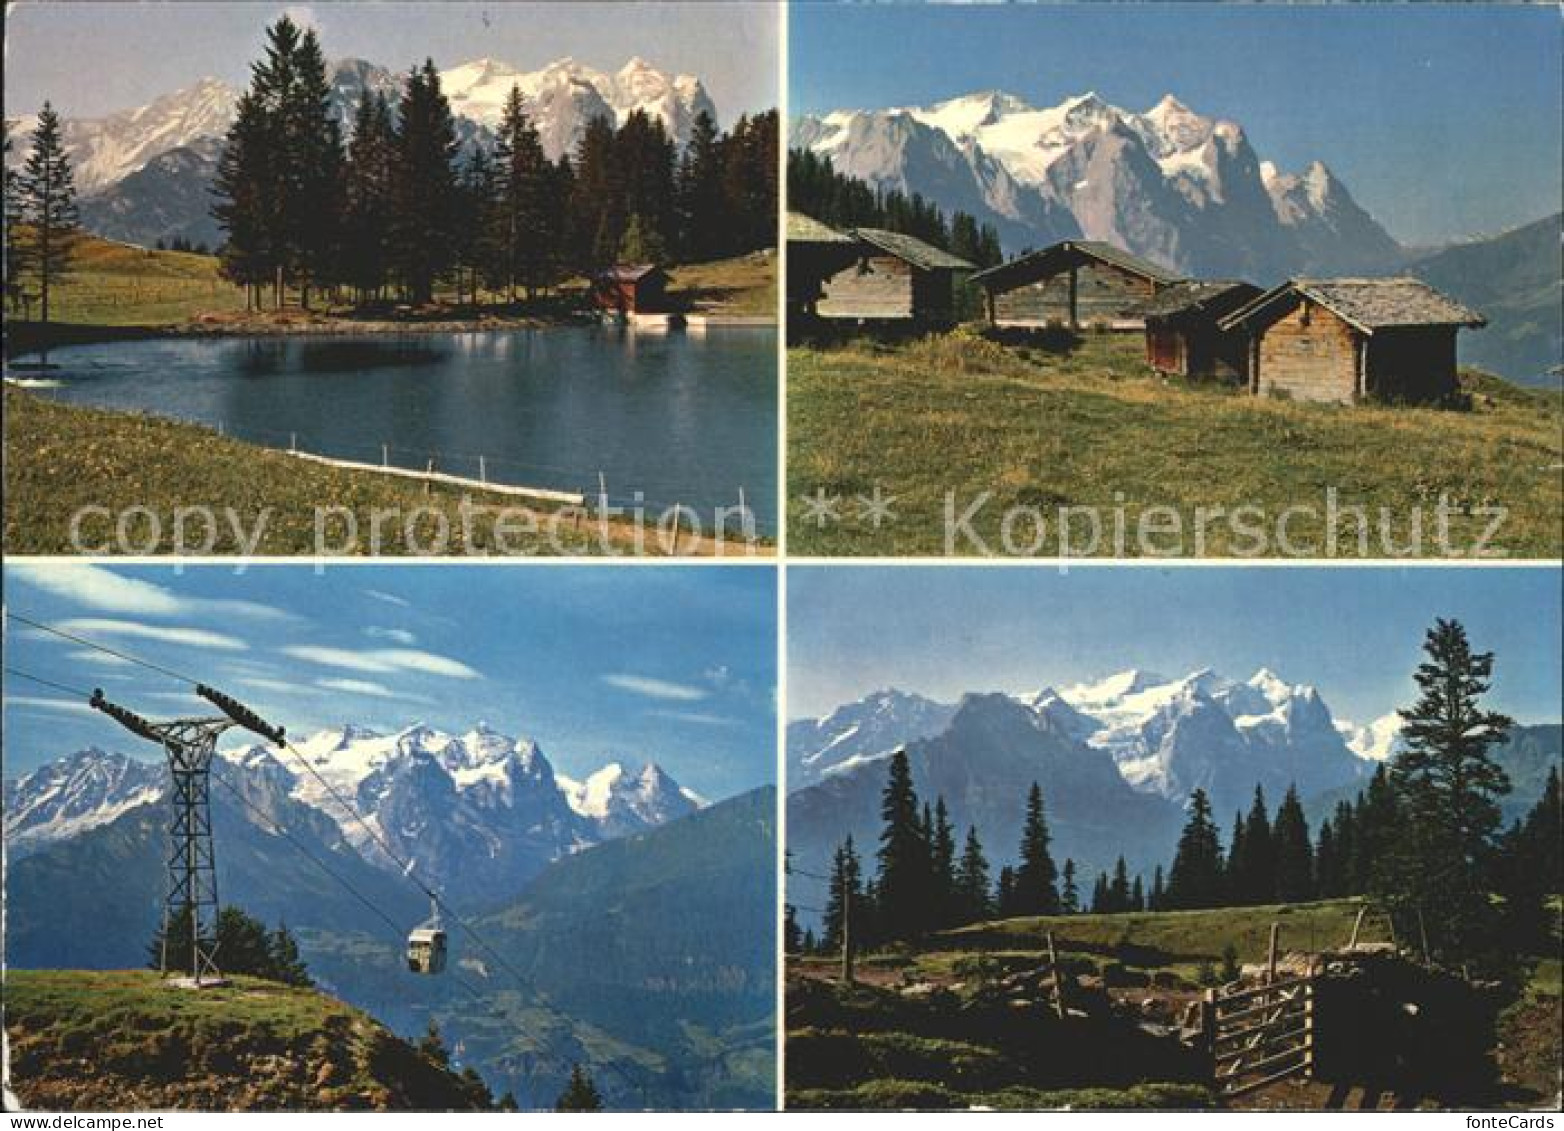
[
  {"left": 1218, "top": 278, "right": 1485, "bottom": 405},
  {"left": 815, "top": 227, "right": 974, "bottom": 327},
  {"left": 969, "top": 239, "right": 1183, "bottom": 330}
]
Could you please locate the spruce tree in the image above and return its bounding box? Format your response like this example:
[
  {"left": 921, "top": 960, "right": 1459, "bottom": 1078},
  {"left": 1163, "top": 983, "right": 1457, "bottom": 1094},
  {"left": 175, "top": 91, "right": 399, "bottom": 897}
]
[
  {"left": 1315, "top": 818, "right": 1341, "bottom": 898},
  {"left": 1236, "top": 786, "right": 1276, "bottom": 905},
  {"left": 284, "top": 25, "right": 345, "bottom": 306},
  {"left": 17, "top": 102, "right": 80, "bottom": 324},
  {"left": 1377, "top": 619, "right": 1513, "bottom": 965},
  {"left": 994, "top": 865, "right": 1017, "bottom": 918},
  {"left": 1149, "top": 865, "right": 1165, "bottom": 911},
  {"left": 1090, "top": 872, "right": 1110, "bottom": 914},
  {"left": 343, "top": 91, "right": 396, "bottom": 302},
  {"left": 676, "top": 109, "right": 725, "bottom": 260},
  {"left": 1166, "top": 788, "right": 1225, "bottom": 910},
  {"left": 1272, "top": 785, "right": 1315, "bottom": 903},
  {"left": 390, "top": 60, "right": 459, "bottom": 304},
  {"left": 822, "top": 836, "right": 863, "bottom": 953},
  {"left": 930, "top": 798, "right": 957, "bottom": 927},
  {"left": 492, "top": 85, "right": 552, "bottom": 300},
  {"left": 1109, "top": 857, "right": 1131, "bottom": 913},
  {"left": 953, "top": 826, "right": 992, "bottom": 924},
  {"left": 874, "top": 750, "right": 927, "bottom": 941},
  {"left": 4, "top": 121, "right": 35, "bottom": 315},
  {"left": 1131, "top": 875, "right": 1145, "bottom": 912},
  {"left": 555, "top": 1063, "right": 603, "bottom": 1111},
  {"left": 571, "top": 115, "right": 621, "bottom": 272},
  {"left": 1014, "top": 783, "right": 1059, "bottom": 915},
  {"left": 1060, "top": 858, "right": 1080, "bottom": 914}
]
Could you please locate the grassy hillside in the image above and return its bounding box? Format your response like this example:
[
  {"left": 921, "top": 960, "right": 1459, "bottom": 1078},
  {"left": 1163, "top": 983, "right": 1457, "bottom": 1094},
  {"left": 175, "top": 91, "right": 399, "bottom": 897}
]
[
  {"left": 1410, "top": 214, "right": 1562, "bottom": 386},
  {"left": 669, "top": 251, "right": 778, "bottom": 318},
  {"left": 787, "top": 332, "right": 1563, "bottom": 557},
  {"left": 3, "top": 388, "right": 764, "bottom": 556},
  {"left": 3, "top": 970, "right": 496, "bottom": 1111},
  {"left": 17, "top": 232, "right": 248, "bottom": 327}
]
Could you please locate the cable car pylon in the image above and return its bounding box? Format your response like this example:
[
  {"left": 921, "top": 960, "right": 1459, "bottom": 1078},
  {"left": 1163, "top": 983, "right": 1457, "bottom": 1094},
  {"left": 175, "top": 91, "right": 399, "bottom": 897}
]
[{"left": 90, "top": 685, "right": 287, "bottom": 989}]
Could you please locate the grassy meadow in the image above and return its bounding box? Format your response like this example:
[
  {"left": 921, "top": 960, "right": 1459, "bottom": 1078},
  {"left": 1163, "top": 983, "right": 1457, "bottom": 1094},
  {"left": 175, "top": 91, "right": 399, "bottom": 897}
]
[
  {"left": 2, "top": 388, "right": 766, "bottom": 557},
  {"left": 787, "top": 330, "right": 1564, "bottom": 558}
]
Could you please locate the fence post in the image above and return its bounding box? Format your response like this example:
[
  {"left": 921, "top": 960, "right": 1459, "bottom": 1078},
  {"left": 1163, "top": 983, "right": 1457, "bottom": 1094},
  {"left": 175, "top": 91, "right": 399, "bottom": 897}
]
[
  {"left": 382, "top": 443, "right": 389, "bottom": 468},
  {"left": 1303, "top": 977, "right": 1316, "bottom": 1079},
  {"left": 1266, "top": 922, "right": 1280, "bottom": 984},
  {"left": 1201, "top": 987, "right": 1217, "bottom": 1082},
  {"left": 1046, "top": 930, "right": 1066, "bottom": 1019},
  {"left": 1347, "top": 905, "right": 1367, "bottom": 951},
  {"left": 841, "top": 886, "right": 855, "bottom": 985},
  {"left": 479, "top": 455, "right": 487, "bottom": 484},
  {"left": 289, "top": 432, "right": 297, "bottom": 454}
]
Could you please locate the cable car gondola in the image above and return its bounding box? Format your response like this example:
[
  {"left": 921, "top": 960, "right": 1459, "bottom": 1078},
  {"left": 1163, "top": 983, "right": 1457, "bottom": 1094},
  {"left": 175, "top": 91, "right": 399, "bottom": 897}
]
[{"left": 406, "top": 900, "right": 447, "bottom": 975}]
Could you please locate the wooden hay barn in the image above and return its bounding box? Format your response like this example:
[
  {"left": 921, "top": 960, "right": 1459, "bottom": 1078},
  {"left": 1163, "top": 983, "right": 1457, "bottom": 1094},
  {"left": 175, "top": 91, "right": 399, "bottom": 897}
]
[
  {"left": 787, "top": 212, "right": 861, "bottom": 319},
  {"left": 592, "top": 264, "right": 671, "bottom": 315},
  {"left": 1219, "top": 278, "right": 1486, "bottom": 405},
  {"left": 1137, "top": 280, "right": 1263, "bottom": 380},
  {"left": 969, "top": 239, "right": 1184, "bottom": 331},
  {"left": 815, "top": 227, "right": 974, "bottom": 327}
]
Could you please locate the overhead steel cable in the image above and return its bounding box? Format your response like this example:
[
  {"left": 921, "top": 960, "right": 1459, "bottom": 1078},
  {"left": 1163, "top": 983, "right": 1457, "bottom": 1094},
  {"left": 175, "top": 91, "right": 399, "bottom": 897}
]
[
  {"left": 3, "top": 666, "right": 96, "bottom": 699},
  {"left": 5, "top": 612, "right": 201, "bottom": 685}
]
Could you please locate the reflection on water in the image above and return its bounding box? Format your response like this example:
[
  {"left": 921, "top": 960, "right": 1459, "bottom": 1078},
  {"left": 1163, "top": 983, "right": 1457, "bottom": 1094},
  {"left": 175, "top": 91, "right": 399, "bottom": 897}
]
[{"left": 32, "top": 326, "right": 778, "bottom": 530}]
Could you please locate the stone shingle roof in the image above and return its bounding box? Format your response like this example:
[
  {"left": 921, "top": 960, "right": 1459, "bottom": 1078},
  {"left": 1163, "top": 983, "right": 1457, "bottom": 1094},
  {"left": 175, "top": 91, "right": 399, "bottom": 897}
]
[
  {"left": 852, "top": 227, "right": 975, "bottom": 271},
  {"left": 787, "top": 211, "right": 855, "bottom": 244},
  {"left": 1220, "top": 277, "right": 1486, "bottom": 334},
  {"left": 970, "top": 239, "right": 1184, "bottom": 290}
]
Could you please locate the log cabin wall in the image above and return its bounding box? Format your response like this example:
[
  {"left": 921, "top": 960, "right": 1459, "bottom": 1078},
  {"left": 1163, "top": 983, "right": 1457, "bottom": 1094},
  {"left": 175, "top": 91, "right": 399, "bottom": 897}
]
[
  {"left": 1147, "top": 325, "right": 1184, "bottom": 372},
  {"left": 1364, "top": 326, "right": 1459, "bottom": 403},
  {"left": 817, "top": 253, "right": 916, "bottom": 319},
  {"left": 1255, "top": 300, "right": 1361, "bottom": 404}
]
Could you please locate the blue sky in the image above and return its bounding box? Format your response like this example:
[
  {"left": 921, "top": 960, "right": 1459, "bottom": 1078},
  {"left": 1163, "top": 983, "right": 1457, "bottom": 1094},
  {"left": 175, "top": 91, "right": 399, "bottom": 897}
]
[
  {"left": 5, "top": 1, "right": 779, "bottom": 126},
  {"left": 791, "top": 2, "right": 1561, "bottom": 245},
  {"left": 3, "top": 563, "right": 777, "bottom": 798},
  {"left": 787, "top": 566, "right": 1563, "bottom": 727}
]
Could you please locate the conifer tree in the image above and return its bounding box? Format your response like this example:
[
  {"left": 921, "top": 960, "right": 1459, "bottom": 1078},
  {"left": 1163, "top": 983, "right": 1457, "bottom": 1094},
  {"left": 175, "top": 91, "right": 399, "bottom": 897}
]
[
  {"left": 1377, "top": 619, "right": 1513, "bottom": 964},
  {"left": 1149, "top": 865, "right": 1165, "bottom": 911},
  {"left": 492, "top": 85, "right": 552, "bottom": 300},
  {"left": 1131, "top": 875, "right": 1145, "bottom": 913},
  {"left": 390, "top": 60, "right": 459, "bottom": 304},
  {"left": 16, "top": 102, "right": 80, "bottom": 324},
  {"left": 556, "top": 1064, "right": 604, "bottom": 1111},
  {"left": 343, "top": 91, "right": 397, "bottom": 302},
  {"left": 1060, "top": 858, "right": 1080, "bottom": 914},
  {"left": 1014, "top": 783, "right": 1059, "bottom": 915},
  {"left": 930, "top": 798, "right": 957, "bottom": 927},
  {"left": 1166, "top": 788, "right": 1224, "bottom": 910},
  {"left": 1314, "top": 817, "right": 1342, "bottom": 898},
  {"left": 822, "top": 836, "right": 863, "bottom": 953},
  {"left": 953, "top": 826, "right": 992, "bottom": 924},
  {"left": 1272, "top": 785, "right": 1315, "bottom": 903},
  {"left": 874, "top": 751, "right": 928, "bottom": 941},
  {"left": 1109, "top": 857, "right": 1131, "bottom": 913},
  {"left": 1090, "top": 872, "right": 1110, "bottom": 914},
  {"left": 1236, "top": 786, "right": 1276, "bottom": 904},
  {"left": 284, "top": 25, "right": 345, "bottom": 306},
  {"left": 213, "top": 90, "right": 274, "bottom": 309},
  {"left": 4, "top": 121, "right": 35, "bottom": 315},
  {"left": 676, "top": 109, "right": 725, "bottom": 260},
  {"left": 994, "top": 865, "right": 1017, "bottom": 918},
  {"left": 784, "top": 904, "right": 802, "bottom": 955}
]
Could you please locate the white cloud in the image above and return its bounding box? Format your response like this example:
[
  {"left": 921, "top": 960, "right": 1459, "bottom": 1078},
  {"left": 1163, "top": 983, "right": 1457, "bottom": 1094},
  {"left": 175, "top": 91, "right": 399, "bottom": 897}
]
[
  {"left": 365, "top": 626, "right": 417, "bottom": 646},
  {"left": 363, "top": 589, "right": 411, "bottom": 608},
  {"left": 67, "top": 649, "right": 132, "bottom": 668},
  {"left": 317, "top": 677, "right": 398, "bottom": 699},
  {"left": 601, "top": 673, "right": 709, "bottom": 702},
  {"left": 9, "top": 562, "right": 291, "bottom": 622},
  {"left": 4, "top": 695, "right": 94, "bottom": 715},
  {"left": 57, "top": 617, "right": 244, "bottom": 652},
  {"left": 282, "top": 644, "right": 480, "bottom": 680},
  {"left": 652, "top": 709, "right": 741, "bottom": 727}
]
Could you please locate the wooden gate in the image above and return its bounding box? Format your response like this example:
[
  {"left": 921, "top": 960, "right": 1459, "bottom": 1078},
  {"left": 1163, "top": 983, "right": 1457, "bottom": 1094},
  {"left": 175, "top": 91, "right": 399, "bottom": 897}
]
[{"left": 1204, "top": 971, "right": 1316, "bottom": 1098}]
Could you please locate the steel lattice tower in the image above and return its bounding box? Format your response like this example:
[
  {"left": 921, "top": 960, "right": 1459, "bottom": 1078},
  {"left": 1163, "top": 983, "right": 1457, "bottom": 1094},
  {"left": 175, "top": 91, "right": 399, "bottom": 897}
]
[{"left": 91, "top": 692, "right": 239, "bottom": 985}]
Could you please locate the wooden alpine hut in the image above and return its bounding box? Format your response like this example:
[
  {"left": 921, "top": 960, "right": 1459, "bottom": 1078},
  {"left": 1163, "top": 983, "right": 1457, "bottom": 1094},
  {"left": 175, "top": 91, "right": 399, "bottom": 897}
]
[
  {"left": 786, "top": 212, "right": 861, "bottom": 319},
  {"left": 815, "top": 227, "right": 974, "bottom": 327},
  {"left": 1137, "top": 280, "right": 1263, "bottom": 380},
  {"left": 1218, "top": 278, "right": 1486, "bottom": 405},
  {"left": 592, "top": 264, "right": 672, "bottom": 316},
  {"left": 969, "top": 239, "right": 1184, "bottom": 331}
]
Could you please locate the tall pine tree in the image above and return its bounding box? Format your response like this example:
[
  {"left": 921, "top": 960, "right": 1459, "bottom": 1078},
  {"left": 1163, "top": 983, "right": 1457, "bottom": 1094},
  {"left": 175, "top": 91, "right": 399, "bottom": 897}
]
[
  {"left": 1376, "top": 619, "right": 1513, "bottom": 965},
  {"left": 874, "top": 750, "right": 928, "bottom": 941},
  {"left": 390, "top": 60, "right": 460, "bottom": 304},
  {"left": 1013, "top": 782, "right": 1060, "bottom": 915},
  {"left": 1166, "top": 788, "right": 1225, "bottom": 910},
  {"left": 16, "top": 102, "right": 80, "bottom": 324},
  {"left": 1272, "top": 785, "right": 1315, "bottom": 903}
]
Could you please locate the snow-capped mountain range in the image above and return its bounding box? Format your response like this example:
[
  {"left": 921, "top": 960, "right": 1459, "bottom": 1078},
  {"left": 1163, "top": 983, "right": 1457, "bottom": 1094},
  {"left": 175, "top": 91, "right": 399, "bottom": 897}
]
[
  {"left": 790, "top": 667, "right": 1389, "bottom": 815},
  {"left": 792, "top": 89, "right": 1404, "bottom": 280},
  {"left": 5, "top": 723, "right": 701, "bottom": 901},
  {"left": 8, "top": 55, "right": 715, "bottom": 247}
]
